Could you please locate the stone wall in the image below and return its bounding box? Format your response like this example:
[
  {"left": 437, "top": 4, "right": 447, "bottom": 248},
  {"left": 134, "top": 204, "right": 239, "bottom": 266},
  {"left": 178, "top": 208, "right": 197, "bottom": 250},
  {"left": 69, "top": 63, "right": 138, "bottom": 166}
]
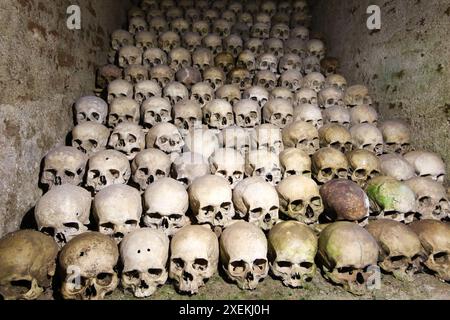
[{"left": 0, "top": 0, "right": 131, "bottom": 236}]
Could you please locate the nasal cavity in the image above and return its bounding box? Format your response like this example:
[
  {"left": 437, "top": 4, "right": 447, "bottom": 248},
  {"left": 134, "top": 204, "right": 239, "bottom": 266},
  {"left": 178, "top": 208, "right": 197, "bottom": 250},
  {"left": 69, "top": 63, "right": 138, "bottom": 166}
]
[
  {"left": 183, "top": 271, "right": 193, "bottom": 282},
  {"left": 356, "top": 272, "right": 365, "bottom": 284}
]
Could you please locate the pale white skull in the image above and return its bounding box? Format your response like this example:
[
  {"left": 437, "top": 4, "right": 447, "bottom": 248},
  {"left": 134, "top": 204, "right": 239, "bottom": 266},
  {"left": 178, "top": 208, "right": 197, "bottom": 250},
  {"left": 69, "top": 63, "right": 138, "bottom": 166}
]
[
  {"left": 270, "top": 87, "right": 293, "bottom": 104},
  {"left": 134, "top": 80, "right": 162, "bottom": 105},
  {"left": 171, "top": 152, "right": 210, "bottom": 188},
  {"left": 131, "top": 148, "right": 171, "bottom": 191},
  {"left": 108, "top": 97, "right": 140, "bottom": 128},
  {"left": 107, "top": 80, "right": 133, "bottom": 104},
  {"left": 163, "top": 81, "right": 189, "bottom": 105},
  {"left": 135, "top": 31, "right": 157, "bottom": 51},
  {"left": 280, "top": 148, "right": 312, "bottom": 178},
  {"left": 251, "top": 123, "right": 284, "bottom": 155},
  {"left": 118, "top": 46, "right": 143, "bottom": 68},
  {"left": 294, "top": 88, "right": 317, "bottom": 106},
  {"left": 282, "top": 120, "right": 319, "bottom": 155},
  {"left": 143, "top": 48, "right": 167, "bottom": 68},
  {"left": 215, "top": 84, "right": 241, "bottom": 106},
  {"left": 379, "top": 120, "right": 411, "bottom": 154},
  {"left": 344, "top": 85, "right": 372, "bottom": 107},
  {"left": 404, "top": 150, "right": 446, "bottom": 183},
  {"left": 192, "top": 48, "right": 214, "bottom": 73},
  {"left": 233, "top": 99, "right": 261, "bottom": 128},
  {"left": 209, "top": 148, "right": 245, "bottom": 188},
  {"left": 312, "top": 147, "right": 349, "bottom": 184},
  {"left": 318, "top": 87, "right": 344, "bottom": 109},
  {"left": 169, "top": 225, "right": 219, "bottom": 294},
  {"left": 158, "top": 31, "right": 181, "bottom": 53},
  {"left": 302, "top": 72, "right": 325, "bottom": 93},
  {"left": 293, "top": 103, "right": 323, "bottom": 129},
  {"left": 233, "top": 177, "right": 279, "bottom": 230},
  {"left": 306, "top": 39, "right": 325, "bottom": 60},
  {"left": 242, "top": 86, "right": 269, "bottom": 108},
  {"left": 150, "top": 65, "right": 174, "bottom": 88},
  {"left": 35, "top": 185, "right": 90, "bottom": 247},
  {"left": 203, "top": 99, "right": 234, "bottom": 129},
  {"left": 350, "top": 123, "right": 384, "bottom": 156},
  {"left": 188, "top": 175, "right": 235, "bottom": 228},
  {"left": 140, "top": 97, "right": 172, "bottom": 130},
  {"left": 318, "top": 123, "right": 353, "bottom": 153},
  {"left": 120, "top": 228, "right": 169, "bottom": 298},
  {"left": 380, "top": 154, "right": 416, "bottom": 181},
  {"left": 86, "top": 149, "right": 130, "bottom": 193},
  {"left": 184, "top": 128, "right": 220, "bottom": 159},
  {"left": 220, "top": 221, "right": 268, "bottom": 290},
  {"left": 124, "top": 64, "right": 149, "bottom": 84},
  {"left": 190, "top": 82, "right": 214, "bottom": 108},
  {"left": 72, "top": 122, "right": 110, "bottom": 156},
  {"left": 279, "top": 70, "right": 302, "bottom": 93},
  {"left": 173, "top": 100, "right": 203, "bottom": 134},
  {"left": 323, "top": 105, "right": 351, "bottom": 128},
  {"left": 143, "top": 178, "right": 190, "bottom": 236},
  {"left": 146, "top": 123, "right": 185, "bottom": 154},
  {"left": 108, "top": 122, "right": 145, "bottom": 160},
  {"left": 74, "top": 96, "right": 108, "bottom": 125},
  {"left": 349, "top": 104, "right": 379, "bottom": 126},
  {"left": 262, "top": 98, "right": 294, "bottom": 128},
  {"left": 111, "top": 29, "right": 134, "bottom": 50},
  {"left": 245, "top": 150, "right": 282, "bottom": 186},
  {"left": 257, "top": 53, "right": 278, "bottom": 74},
  {"left": 203, "top": 67, "right": 225, "bottom": 91},
  {"left": 41, "top": 146, "right": 88, "bottom": 190},
  {"left": 94, "top": 184, "right": 142, "bottom": 243}
]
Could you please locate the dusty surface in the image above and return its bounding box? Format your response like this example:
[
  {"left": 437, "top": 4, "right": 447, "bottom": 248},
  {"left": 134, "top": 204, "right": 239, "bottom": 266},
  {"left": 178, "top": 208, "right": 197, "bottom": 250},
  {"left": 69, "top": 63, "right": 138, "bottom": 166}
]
[
  {"left": 311, "top": 0, "right": 450, "bottom": 178},
  {"left": 0, "top": 0, "right": 131, "bottom": 237}
]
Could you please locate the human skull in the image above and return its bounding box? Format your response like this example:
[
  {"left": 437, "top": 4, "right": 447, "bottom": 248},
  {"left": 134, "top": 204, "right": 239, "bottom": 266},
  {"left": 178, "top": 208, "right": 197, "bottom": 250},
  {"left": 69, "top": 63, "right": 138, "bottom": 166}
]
[
  {"left": 59, "top": 232, "right": 119, "bottom": 300},
  {"left": 209, "top": 148, "right": 245, "bottom": 188},
  {"left": 293, "top": 103, "right": 323, "bottom": 129},
  {"left": 242, "top": 86, "right": 269, "bottom": 108},
  {"left": 236, "top": 50, "right": 256, "bottom": 73},
  {"left": 350, "top": 123, "right": 384, "bottom": 156},
  {"left": 294, "top": 88, "right": 317, "bottom": 106},
  {"left": 218, "top": 126, "right": 252, "bottom": 156},
  {"left": 306, "top": 39, "right": 325, "bottom": 60},
  {"left": 228, "top": 68, "right": 252, "bottom": 91},
  {"left": 215, "top": 84, "right": 241, "bottom": 106},
  {"left": 143, "top": 48, "right": 167, "bottom": 68},
  {"left": 107, "top": 80, "right": 134, "bottom": 104},
  {"left": 213, "top": 19, "right": 231, "bottom": 38},
  {"left": 131, "top": 148, "right": 171, "bottom": 191},
  {"left": 320, "top": 57, "right": 339, "bottom": 76},
  {"left": 262, "top": 98, "right": 293, "bottom": 128},
  {"left": 379, "top": 120, "right": 411, "bottom": 154},
  {"left": 202, "top": 34, "right": 223, "bottom": 55},
  {"left": 264, "top": 38, "right": 284, "bottom": 58},
  {"left": 317, "top": 222, "right": 379, "bottom": 295},
  {"left": 85, "top": 150, "right": 130, "bottom": 193},
  {"left": 271, "top": 89, "right": 294, "bottom": 105},
  {"left": 171, "top": 152, "right": 210, "bottom": 188},
  {"left": 318, "top": 87, "right": 344, "bottom": 109},
  {"left": 94, "top": 185, "right": 142, "bottom": 243},
  {"left": 251, "top": 124, "right": 283, "bottom": 155},
  {"left": 108, "top": 122, "right": 145, "bottom": 160},
  {"left": 41, "top": 146, "right": 88, "bottom": 190},
  {"left": 143, "top": 178, "right": 190, "bottom": 236},
  {"left": 404, "top": 150, "right": 446, "bottom": 183},
  {"left": 214, "top": 52, "right": 235, "bottom": 74},
  {"left": 405, "top": 177, "right": 449, "bottom": 221},
  {"left": 278, "top": 53, "right": 302, "bottom": 73},
  {"left": 220, "top": 221, "right": 269, "bottom": 290},
  {"left": 279, "top": 148, "right": 311, "bottom": 179},
  {"left": 172, "top": 100, "right": 202, "bottom": 135},
  {"left": 270, "top": 23, "right": 289, "bottom": 41},
  {"left": 344, "top": 85, "right": 372, "bottom": 107},
  {"left": 184, "top": 128, "right": 220, "bottom": 159},
  {"left": 367, "top": 219, "right": 425, "bottom": 281},
  {"left": 129, "top": 17, "right": 148, "bottom": 34},
  {"left": 350, "top": 105, "right": 378, "bottom": 126},
  {"left": 268, "top": 221, "right": 317, "bottom": 287},
  {"left": 365, "top": 176, "right": 416, "bottom": 224},
  {"left": 169, "top": 47, "right": 192, "bottom": 72},
  {"left": 203, "top": 99, "right": 234, "bottom": 130},
  {"left": 111, "top": 29, "right": 134, "bottom": 50},
  {"left": 169, "top": 225, "right": 219, "bottom": 294},
  {"left": 279, "top": 70, "right": 302, "bottom": 93},
  {"left": 163, "top": 81, "right": 189, "bottom": 105},
  {"left": 346, "top": 150, "right": 381, "bottom": 187},
  {"left": 192, "top": 20, "right": 210, "bottom": 37},
  {"left": 158, "top": 31, "right": 180, "bottom": 53},
  {"left": 118, "top": 46, "right": 143, "bottom": 67},
  {"left": 124, "top": 64, "right": 149, "bottom": 84},
  {"left": 191, "top": 82, "right": 214, "bottom": 108},
  {"left": 318, "top": 124, "right": 353, "bottom": 153},
  {"left": 146, "top": 123, "right": 185, "bottom": 154},
  {"left": 290, "top": 26, "right": 309, "bottom": 40},
  {"left": 135, "top": 31, "right": 157, "bottom": 51},
  {"left": 183, "top": 31, "right": 202, "bottom": 52},
  {"left": 257, "top": 53, "right": 278, "bottom": 74},
  {"left": 0, "top": 230, "right": 58, "bottom": 300},
  {"left": 96, "top": 64, "right": 122, "bottom": 91},
  {"left": 170, "top": 17, "right": 189, "bottom": 35},
  {"left": 108, "top": 97, "right": 140, "bottom": 128},
  {"left": 325, "top": 74, "right": 347, "bottom": 92},
  {"left": 149, "top": 16, "right": 168, "bottom": 36},
  {"left": 203, "top": 67, "right": 225, "bottom": 90},
  {"left": 224, "top": 34, "right": 243, "bottom": 58},
  {"left": 246, "top": 38, "right": 264, "bottom": 55},
  {"left": 35, "top": 185, "right": 91, "bottom": 247},
  {"left": 176, "top": 66, "right": 203, "bottom": 89},
  {"left": 120, "top": 229, "right": 169, "bottom": 298},
  {"left": 380, "top": 154, "right": 416, "bottom": 181},
  {"left": 71, "top": 122, "right": 110, "bottom": 156},
  {"left": 283, "top": 38, "right": 307, "bottom": 58},
  {"left": 282, "top": 121, "right": 319, "bottom": 155},
  {"left": 410, "top": 220, "right": 450, "bottom": 282},
  {"left": 251, "top": 22, "right": 270, "bottom": 39},
  {"left": 189, "top": 175, "right": 235, "bottom": 229},
  {"left": 134, "top": 80, "right": 162, "bottom": 105},
  {"left": 312, "top": 147, "right": 349, "bottom": 184},
  {"left": 245, "top": 150, "right": 282, "bottom": 186},
  {"left": 185, "top": 7, "right": 200, "bottom": 23},
  {"left": 323, "top": 106, "right": 351, "bottom": 128},
  {"left": 233, "top": 99, "right": 260, "bottom": 128},
  {"left": 150, "top": 65, "right": 174, "bottom": 88},
  {"left": 302, "top": 72, "right": 325, "bottom": 93}
]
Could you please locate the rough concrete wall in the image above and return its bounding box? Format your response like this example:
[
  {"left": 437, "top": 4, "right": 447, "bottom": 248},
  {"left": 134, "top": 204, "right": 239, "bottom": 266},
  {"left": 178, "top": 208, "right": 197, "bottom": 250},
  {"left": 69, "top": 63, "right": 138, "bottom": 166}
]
[
  {"left": 0, "top": 0, "right": 131, "bottom": 237},
  {"left": 311, "top": 0, "right": 450, "bottom": 175}
]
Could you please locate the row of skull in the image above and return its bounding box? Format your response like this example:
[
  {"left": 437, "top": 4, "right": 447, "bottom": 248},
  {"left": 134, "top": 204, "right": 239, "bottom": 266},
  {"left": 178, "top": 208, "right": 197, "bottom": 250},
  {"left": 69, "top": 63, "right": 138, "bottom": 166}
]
[{"left": 1, "top": 219, "right": 448, "bottom": 300}]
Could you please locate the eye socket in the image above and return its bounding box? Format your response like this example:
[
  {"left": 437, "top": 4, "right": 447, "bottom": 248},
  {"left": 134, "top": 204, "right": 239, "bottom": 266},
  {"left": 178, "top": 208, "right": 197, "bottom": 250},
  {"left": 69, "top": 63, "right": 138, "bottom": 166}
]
[
  {"left": 139, "top": 167, "right": 149, "bottom": 175},
  {"left": 201, "top": 205, "right": 215, "bottom": 215},
  {"left": 221, "top": 202, "right": 231, "bottom": 210},
  {"left": 148, "top": 268, "right": 163, "bottom": 276},
  {"left": 96, "top": 273, "right": 113, "bottom": 286},
  {"left": 250, "top": 207, "right": 263, "bottom": 216},
  {"left": 63, "top": 222, "right": 79, "bottom": 230},
  {"left": 109, "top": 169, "right": 120, "bottom": 179},
  {"left": 125, "top": 270, "right": 140, "bottom": 279},
  {"left": 100, "top": 222, "right": 115, "bottom": 231},
  {"left": 172, "top": 258, "right": 185, "bottom": 269},
  {"left": 147, "top": 212, "right": 162, "bottom": 219},
  {"left": 169, "top": 214, "right": 182, "bottom": 221},
  {"left": 125, "top": 219, "right": 137, "bottom": 226},
  {"left": 277, "top": 261, "right": 293, "bottom": 268},
  {"left": 230, "top": 260, "right": 246, "bottom": 273},
  {"left": 253, "top": 259, "right": 267, "bottom": 271},
  {"left": 193, "top": 258, "right": 209, "bottom": 271},
  {"left": 320, "top": 167, "right": 333, "bottom": 177},
  {"left": 64, "top": 170, "right": 75, "bottom": 178}
]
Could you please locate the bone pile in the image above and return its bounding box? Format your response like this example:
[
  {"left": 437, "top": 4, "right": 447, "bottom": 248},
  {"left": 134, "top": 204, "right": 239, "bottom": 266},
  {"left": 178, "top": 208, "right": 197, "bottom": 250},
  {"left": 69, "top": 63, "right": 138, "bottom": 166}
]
[{"left": 0, "top": 0, "right": 449, "bottom": 300}]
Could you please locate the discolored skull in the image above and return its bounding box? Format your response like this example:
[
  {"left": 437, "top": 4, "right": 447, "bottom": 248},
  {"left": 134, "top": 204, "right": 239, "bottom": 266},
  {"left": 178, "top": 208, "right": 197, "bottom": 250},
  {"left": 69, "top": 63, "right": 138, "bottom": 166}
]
[
  {"left": 228, "top": 68, "right": 252, "bottom": 90},
  {"left": 214, "top": 52, "right": 235, "bottom": 74},
  {"left": 321, "top": 57, "right": 339, "bottom": 76},
  {"left": 282, "top": 120, "right": 319, "bottom": 155},
  {"left": 237, "top": 50, "right": 256, "bottom": 73},
  {"left": 94, "top": 185, "right": 142, "bottom": 243},
  {"left": 169, "top": 47, "right": 192, "bottom": 72},
  {"left": 146, "top": 123, "right": 185, "bottom": 154},
  {"left": 0, "top": 230, "right": 58, "bottom": 300},
  {"left": 312, "top": 147, "right": 349, "bottom": 184},
  {"left": 346, "top": 149, "right": 381, "bottom": 187},
  {"left": 262, "top": 98, "right": 293, "bottom": 128},
  {"left": 158, "top": 31, "right": 180, "bottom": 53},
  {"left": 169, "top": 225, "right": 219, "bottom": 294},
  {"left": 317, "top": 222, "right": 379, "bottom": 295},
  {"left": 170, "top": 18, "right": 189, "bottom": 35},
  {"left": 325, "top": 74, "right": 347, "bottom": 92},
  {"left": 280, "top": 148, "right": 312, "bottom": 178},
  {"left": 86, "top": 150, "right": 130, "bottom": 193},
  {"left": 72, "top": 122, "right": 110, "bottom": 156},
  {"left": 279, "top": 70, "right": 302, "bottom": 92},
  {"left": 350, "top": 123, "right": 384, "bottom": 156},
  {"left": 96, "top": 64, "right": 122, "bottom": 91},
  {"left": 279, "top": 53, "right": 302, "bottom": 73},
  {"left": 380, "top": 154, "right": 415, "bottom": 181},
  {"left": 183, "top": 32, "right": 202, "bottom": 52},
  {"left": 318, "top": 124, "right": 352, "bottom": 153},
  {"left": 171, "top": 152, "right": 210, "bottom": 188},
  {"left": 111, "top": 29, "right": 134, "bottom": 50},
  {"left": 189, "top": 175, "right": 235, "bottom": 229},
  {"left": 143, "top": 178, "right": 190, "bottom": 236},
  {"left": 251, "top": 22, "right": 270, "bottom": 39},
  {"left": 365, "top": 176, "right": 416, "bottom": 224},
  {"left": 191, "top": 82, "right": 214, "bottom": 108},
  {"left": 283, "top": 38, "right": 307, "bottom": 58},
  {"left": 135, "top": 31, "right": 157, "bottom": 51},
  {"left": 107, "top": 80, "right": 134, "bottom": 104},
  {"left": 59, "top": 232, "right": 119, "bottom": 300},
  {"left": 215, "top": 84, "right": 241, "bottom": 106},
  {"left": 131, "top": 148, "right": 171, "bottom": 191},
  {"left": 410, "top": 220, "right": 450, "bottom": 282},
  {"left": 203, "top": 99, "right": 234, "bottom": 129},
  {"left": 245, "top": 150, "right": 282, "bottom": 186},
  {"left": 404, "top": 150, "right": 446, "bottom": 183},
  {"left": 41, "top": 146, "right": 88, "bottom": 190},
  {"left": 143, "top": 48, "right": 167, "bottom": 68},
  {"left": 150, "top": 65, "right": 174, "bottom": 88},
  {"left": 108, "top": 122, "right": 145, "bottom": 160},
  {"left": 291, "top": 26, "right": 309, "bottom": 40},
  {"left": 118, "top": 46, "right": 143, "bottom": 68},
  {"left": 268, "top": 221, "right": 317, "bottom": 287},
  {"left": 405, "top": 177, "right": 449, "bottom": 221},
  {"left": 192, "top": 20, "right": 210, "bottom": 37},
  {"left": 108, "top": 97, "right": 140, "bottom": 128},
  {"left": 379, "top": 120, "right": 411, "bottom": 155},
  {"left": 302, "top": 72, "right": 325, "bottom": 93},
  {"left": 149, "top": 16, "right": 168, "bottom": 36},
  {"left": 350, "top": 105, "right": 378, "bottom": 126},
  {"left": 344, "top": 85, "right": 372, "bottom": 107},
  {"left": 264, "top": 38, "right": 284, "bottom": 58},
  {"left": 294, "top": 103, "right": 323, "bottom": 129},
  {"left": 163, "top": 81, "right": 189, "bottom": 105},
  {"left": 203, "top": 67, "right": 225, "bottom": 90},
  {"left": 209, "top": 148, "right": 245, "bottom": 188},
  {"left": 233, "top": 99, "right": 260, "bottom": 128},
  {"left": 224, "top": 34, "right": 243, "bottom": 58},
  {"left": 129, "top": 17, "right": 148, "bottom": 34},
  {"left": 213, "top": 19, "right": 231, "bottom": 38},
  {"left": 124, "top": 64, "right": 149, "bottom": 84},
  {"left": 220, "top": 221, "right": 269, "bottom": 290},
  {"left": 134, "top": 80, "right": 162, "bottom": 105},
  {"left": 318, "top": 87, "right": 344, "bottom": 109},
  {"left": 202, "top": 34, "right": 223, "bottom": 55},
  {"left": 120, "top": 229, "right": 169, "bottom": 298},
  {"left": 302, "top": 56, "right": 321, "bottom": 75}
]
